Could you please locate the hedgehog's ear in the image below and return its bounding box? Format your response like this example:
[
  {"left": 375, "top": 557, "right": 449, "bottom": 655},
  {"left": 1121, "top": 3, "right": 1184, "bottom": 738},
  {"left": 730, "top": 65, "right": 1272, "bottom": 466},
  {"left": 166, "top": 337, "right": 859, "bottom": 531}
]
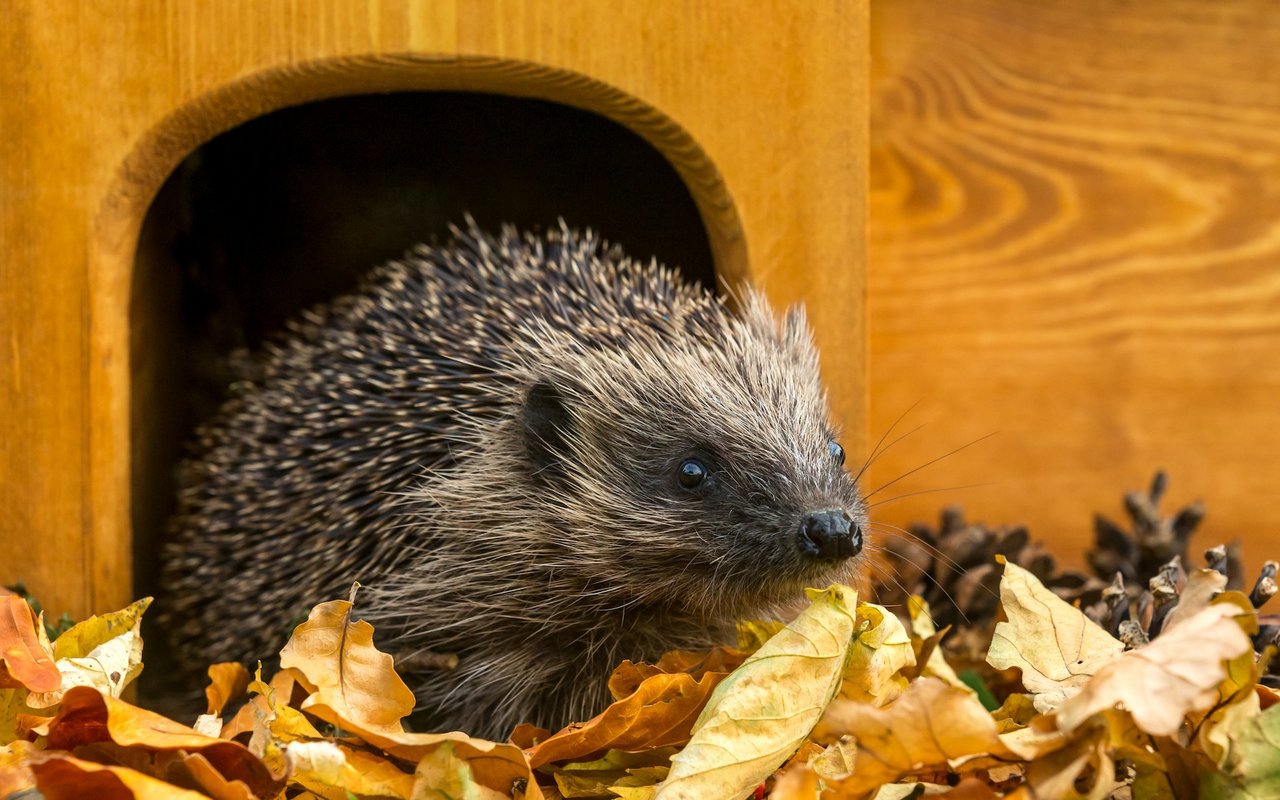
[
  {"left": 522, "top": 380, "right": 576, "bottom": 479},
  {"left": 780, "top": 304, "right": 819, "bottom": 364}
]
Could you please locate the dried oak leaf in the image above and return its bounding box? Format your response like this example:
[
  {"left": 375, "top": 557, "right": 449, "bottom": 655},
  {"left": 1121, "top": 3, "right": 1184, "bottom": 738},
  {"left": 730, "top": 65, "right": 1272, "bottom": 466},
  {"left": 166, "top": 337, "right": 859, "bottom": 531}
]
[
  {"left": 813, "top": 677, "right": 1022, "bottom": 797},
  {"left": 278, "top": 596, "right": 416, "bottom": 735},
  {"left": 986, "top": 558, "right": 1124, "bottom": 713},
  {"left": 1054, "top": 603, "right": 1253, "bottom": 737},
  {"left": 278, "top": 594, "right": 542, "bottom": 799},
  {"left": 0, "top": 595, "right": 59, "bottom": 693},
  {"left": 285, "top": 739, "right": 417, "bottom": 799},
  {"left": 653, "top": 584, "right": 860, "bottom": 800},
  {"left": 414, "top": 742, "right": 509, "bottom": 800},
  {"left": 527, "top": 671, "right": 726, "bottom": 769}
]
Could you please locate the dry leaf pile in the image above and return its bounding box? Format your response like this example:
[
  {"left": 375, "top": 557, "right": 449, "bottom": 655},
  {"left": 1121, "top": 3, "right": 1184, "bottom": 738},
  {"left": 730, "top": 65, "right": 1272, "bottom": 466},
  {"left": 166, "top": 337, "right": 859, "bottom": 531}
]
[{"left": 1, "top": 476, "right": 1278, "bottom": 799}]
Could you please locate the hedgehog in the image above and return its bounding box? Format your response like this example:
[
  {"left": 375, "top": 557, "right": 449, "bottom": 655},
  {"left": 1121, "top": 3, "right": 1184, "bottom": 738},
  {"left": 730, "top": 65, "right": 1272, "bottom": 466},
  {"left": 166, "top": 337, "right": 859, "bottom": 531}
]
[{"left": 159, "top": 222, "right": 866, "bottom": 737}]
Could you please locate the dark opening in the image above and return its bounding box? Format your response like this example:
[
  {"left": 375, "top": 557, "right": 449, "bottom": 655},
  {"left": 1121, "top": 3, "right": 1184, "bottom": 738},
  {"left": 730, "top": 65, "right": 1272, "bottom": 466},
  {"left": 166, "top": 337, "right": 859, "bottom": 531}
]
[{"left": 131, "top": 92, "right": 715, "bottom": 697}]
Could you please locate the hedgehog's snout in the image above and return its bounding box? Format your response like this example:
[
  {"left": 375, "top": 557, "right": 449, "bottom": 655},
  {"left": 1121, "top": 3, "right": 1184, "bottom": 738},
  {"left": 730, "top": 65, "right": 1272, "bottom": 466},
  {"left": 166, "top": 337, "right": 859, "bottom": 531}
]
[{"left": 797, "top": 508, "right": 863, "bottom": 561}]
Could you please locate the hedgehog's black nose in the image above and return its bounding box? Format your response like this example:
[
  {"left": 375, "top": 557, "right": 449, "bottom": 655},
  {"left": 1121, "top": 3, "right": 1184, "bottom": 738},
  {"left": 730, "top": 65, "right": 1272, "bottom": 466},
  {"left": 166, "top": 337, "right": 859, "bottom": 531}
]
[{"left": 798, "top": 510, "right": 862, "bottom": 561}]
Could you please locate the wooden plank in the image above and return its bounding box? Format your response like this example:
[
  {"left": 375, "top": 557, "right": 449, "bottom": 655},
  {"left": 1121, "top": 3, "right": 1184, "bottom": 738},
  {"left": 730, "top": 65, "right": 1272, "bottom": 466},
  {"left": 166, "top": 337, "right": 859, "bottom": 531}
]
[
  {"left": 867, "top": 0, "right": 1280, "bottom": 571},
  {"left": 0, "top": 1, "right": 868, "bottom": 617}
]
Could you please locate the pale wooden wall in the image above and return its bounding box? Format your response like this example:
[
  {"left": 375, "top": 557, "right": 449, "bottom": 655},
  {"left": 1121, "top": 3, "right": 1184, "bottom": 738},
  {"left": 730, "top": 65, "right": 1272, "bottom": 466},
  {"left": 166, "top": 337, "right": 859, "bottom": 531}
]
[
  {"left": 0, "top": 2, "right": 869, "bottom": 618},
  {"left": 866, "top": 0, "right": 1280, "bottom": 570}
]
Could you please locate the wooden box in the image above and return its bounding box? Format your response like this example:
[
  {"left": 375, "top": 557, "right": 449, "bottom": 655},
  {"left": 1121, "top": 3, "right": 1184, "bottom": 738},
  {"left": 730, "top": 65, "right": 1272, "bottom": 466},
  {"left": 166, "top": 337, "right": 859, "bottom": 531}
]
[{"left": 0, "top": 3, "right": 871, "bottom": 618}]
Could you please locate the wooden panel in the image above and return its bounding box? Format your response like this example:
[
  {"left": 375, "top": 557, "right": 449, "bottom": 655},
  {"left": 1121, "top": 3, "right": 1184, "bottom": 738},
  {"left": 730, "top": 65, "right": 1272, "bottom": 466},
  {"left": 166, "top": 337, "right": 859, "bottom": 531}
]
[
  {"left": 867, "top": 0, "right": 1280, "bottom": 570},
  {"left": 0, "top": 2, "right": 868, "bottom": 618}
]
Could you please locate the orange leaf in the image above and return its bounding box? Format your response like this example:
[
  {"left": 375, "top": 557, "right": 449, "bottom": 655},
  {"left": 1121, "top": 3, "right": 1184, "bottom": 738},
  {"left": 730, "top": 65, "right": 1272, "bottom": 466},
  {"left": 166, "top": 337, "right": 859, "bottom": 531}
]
[
  {"left": 528, "top": 671, "right": 726, "bottom": 769},
  {"left": 176, "top": 751, "right": 257, "bottom": 800},
  {"left": 0, "top": 595, "right": 59, "bottom": 693},
  {"left": 28, "top": 753, "right": 209, "bottom": 800},
  {"left": 607, "top": 648, "right": 746, "bottom": 701},
  {"left": 204, "top": 662, "right": 251, "bottom": 717},
  {"left": 42, "top": 686, "right": 281, "bottom": 798}
]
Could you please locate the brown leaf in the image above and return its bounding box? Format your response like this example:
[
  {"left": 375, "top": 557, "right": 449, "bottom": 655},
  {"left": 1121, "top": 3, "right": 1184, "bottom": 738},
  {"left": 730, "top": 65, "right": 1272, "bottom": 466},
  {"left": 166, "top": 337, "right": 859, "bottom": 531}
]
[
  {"left": 1054, "top": 603, "right": 1253, "bottom": 736},
  {"left": 0, "top": 595, "right": 60, "bottom": 693},
  {"left": 527, "top": 671, "right": 725, "bottom": 769},
  {"left": 42, "top": 686, "right": 281, "bottom": 798},
  {"left": 986, "top": 558, "right": 1124, "bottom": 713},
  {"left": 205, "top": 662, "right": 251, "bottom": 717}
]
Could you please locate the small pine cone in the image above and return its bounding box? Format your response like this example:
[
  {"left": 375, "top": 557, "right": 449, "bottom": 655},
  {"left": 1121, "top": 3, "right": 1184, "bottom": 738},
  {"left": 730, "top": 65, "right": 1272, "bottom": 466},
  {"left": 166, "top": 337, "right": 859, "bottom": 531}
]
[
  {"left": 871, "top": 506, "right": 1095, "bottom": 633},
  {"left": 1087, "top": 471, "right": 1208, "bottom": 588}
]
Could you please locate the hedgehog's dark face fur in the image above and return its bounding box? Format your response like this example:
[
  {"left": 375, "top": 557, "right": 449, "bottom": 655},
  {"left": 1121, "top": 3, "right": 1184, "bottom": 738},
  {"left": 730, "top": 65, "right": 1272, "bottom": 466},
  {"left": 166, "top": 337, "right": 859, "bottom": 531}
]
[{"left": 509, "top": 293, "right": 866, "bottom": 620}]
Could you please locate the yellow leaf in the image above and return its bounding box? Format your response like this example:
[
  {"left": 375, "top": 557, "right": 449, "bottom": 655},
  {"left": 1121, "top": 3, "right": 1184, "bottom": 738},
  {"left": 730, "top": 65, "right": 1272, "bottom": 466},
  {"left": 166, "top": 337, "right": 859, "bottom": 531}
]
[
  {"left": 25, "top": 598, "right": 151, "bottom": 709},
  {"left": 286, "top": 739, "right": 417, "bottom": 799},
  {"left": 654, "top": 584, "right": 859, "bottom": 800},
  {"left": 50, "top": 598, "right": 151, "bottom": 661},
  {"left": 27, "top": 629, "right": 144, "bottom": 708},
  {"left": 736, "top": 620, "right": 785, "bottom": 652},
  {"left": 0, "top": 689, "right": 28, "bottom": 744},
  {"left": 986, "top": 558, "right": 1123, "bottom": 713},
  {"left": 908, "top": 597, "right": 970, "bottom": 691},
  {"left": 840, "top": 602, "right": 915, "bottom": 706},
  {"left": 413, "top": 742, "right": 508, "bottom": 800},
  {"left": 1053, "top": 603, "right": 1254, "bottom": 736},
  {"left": 278, "top": 596, "right": 417, "bottom": 736},
  {"left": 814, "top": 677, "right": 1021, "bottom": 796}
]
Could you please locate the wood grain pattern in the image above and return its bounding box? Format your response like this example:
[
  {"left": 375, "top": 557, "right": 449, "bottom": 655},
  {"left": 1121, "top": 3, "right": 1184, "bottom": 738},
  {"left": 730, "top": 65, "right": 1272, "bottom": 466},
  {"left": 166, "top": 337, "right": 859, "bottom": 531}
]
[
  {"left": 0, "top": 2, "right": 869, "bottom": 618},
  {"left": 867, "top": 0, "right": 1280, "bottom": 569}
]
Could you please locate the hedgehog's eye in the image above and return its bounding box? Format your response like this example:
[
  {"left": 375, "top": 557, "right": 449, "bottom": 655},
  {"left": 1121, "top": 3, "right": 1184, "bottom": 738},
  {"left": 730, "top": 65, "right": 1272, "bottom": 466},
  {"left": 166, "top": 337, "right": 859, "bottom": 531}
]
[
  {"left": 677, "top": 459, "right": 708, "bottom": 490},
  {"left": 827, "top": 439, "right": 845, "bottom": 467}
]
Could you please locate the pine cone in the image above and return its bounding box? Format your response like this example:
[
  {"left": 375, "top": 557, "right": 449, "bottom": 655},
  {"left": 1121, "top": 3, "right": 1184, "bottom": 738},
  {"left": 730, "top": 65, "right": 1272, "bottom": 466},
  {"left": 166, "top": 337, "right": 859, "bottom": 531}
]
[
  {"left": 869, "top": 471, "right": 1278, "bottom": 687},
  {"left": 871, "top": 506, "right": 1097, "bottom": 632}
]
